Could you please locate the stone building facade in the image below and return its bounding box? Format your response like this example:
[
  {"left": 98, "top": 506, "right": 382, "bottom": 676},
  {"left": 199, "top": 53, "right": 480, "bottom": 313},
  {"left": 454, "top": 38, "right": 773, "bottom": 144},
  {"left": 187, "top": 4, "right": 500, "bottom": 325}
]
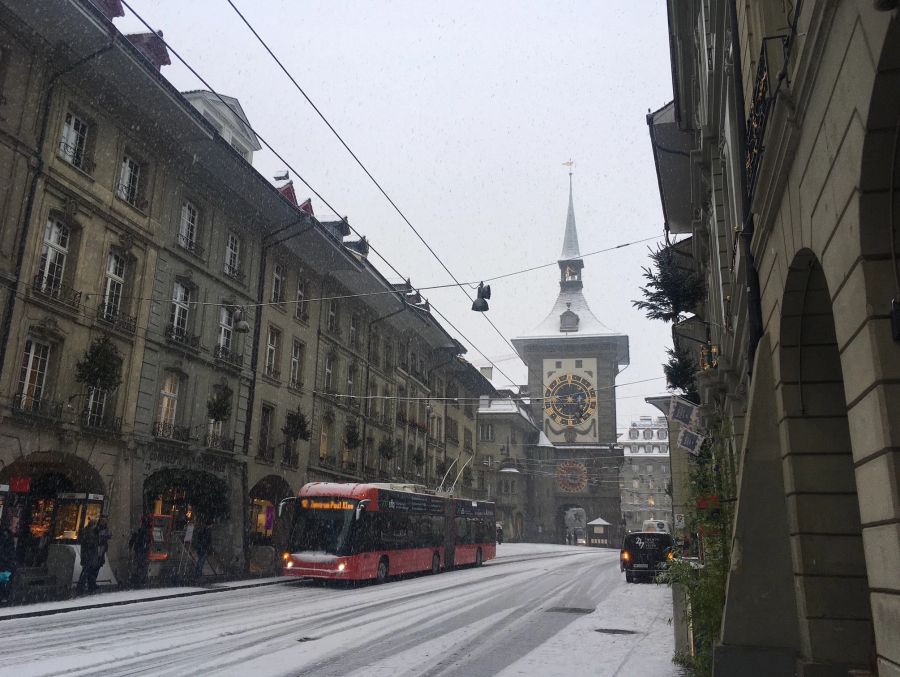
[
  {"left": 618, "top": 416, "right": 672, "bottom": 534},
  {"left": 649, "top": 2, "right": 900, "bottom": 674}
]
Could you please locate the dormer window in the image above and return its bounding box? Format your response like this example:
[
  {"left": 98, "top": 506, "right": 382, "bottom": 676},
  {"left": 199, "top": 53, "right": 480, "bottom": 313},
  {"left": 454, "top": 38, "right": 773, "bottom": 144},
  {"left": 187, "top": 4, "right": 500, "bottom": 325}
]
[{"left": 560, "top": 308, "right": 579, "bottom": 332}]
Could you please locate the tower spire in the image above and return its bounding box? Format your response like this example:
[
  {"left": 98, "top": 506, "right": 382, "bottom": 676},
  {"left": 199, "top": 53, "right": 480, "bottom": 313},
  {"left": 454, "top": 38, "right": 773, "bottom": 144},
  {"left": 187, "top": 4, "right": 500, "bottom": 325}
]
[{"left": 560, "top": 171, "right": 581, "bottom": 260}]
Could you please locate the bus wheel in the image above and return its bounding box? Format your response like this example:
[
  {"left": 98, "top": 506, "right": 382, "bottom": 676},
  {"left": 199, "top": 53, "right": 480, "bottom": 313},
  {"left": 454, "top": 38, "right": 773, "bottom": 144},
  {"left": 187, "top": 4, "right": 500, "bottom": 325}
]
[
  {"left": 475, "top": 549, "right": 483, "bottom": 567},
  {"left": 376, "top": 557, "right": 389, "bottom": 583},
  {"left": 431, "top": 553, "right": 441, "bottom": 575}
]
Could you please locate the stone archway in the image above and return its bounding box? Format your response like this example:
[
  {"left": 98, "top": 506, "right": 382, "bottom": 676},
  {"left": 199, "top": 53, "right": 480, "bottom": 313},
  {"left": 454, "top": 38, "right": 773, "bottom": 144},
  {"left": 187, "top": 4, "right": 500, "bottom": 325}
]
[
  {"left": 248, "top": 475, "right": 293, "bottom": 573},
  {"left": 558, "top": 504, "right": 586, "bottom": 544},
  {"left": 0, "top": 451, "right": 106, "bottom": 566},
  {"left": 779, "top": 250, "right": 874, "bottom": 672}
]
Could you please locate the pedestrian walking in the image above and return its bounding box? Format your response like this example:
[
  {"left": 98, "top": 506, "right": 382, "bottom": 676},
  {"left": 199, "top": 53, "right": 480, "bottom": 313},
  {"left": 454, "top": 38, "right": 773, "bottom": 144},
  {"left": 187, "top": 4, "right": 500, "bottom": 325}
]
[
  {"left": 0, "top": 526, "right": 17, "bottom": 604},
  {"left": 77, "top": 516, "right": 111, "bottom": 594},
  {"left": 495, "top": 524, "right": 503, "bottom": 545},
  {"left": 193, "top": 520, "right": 212, "bottom": 579},
  {"left": 128, "top": 516, "right": 151, "bottom": 588}
]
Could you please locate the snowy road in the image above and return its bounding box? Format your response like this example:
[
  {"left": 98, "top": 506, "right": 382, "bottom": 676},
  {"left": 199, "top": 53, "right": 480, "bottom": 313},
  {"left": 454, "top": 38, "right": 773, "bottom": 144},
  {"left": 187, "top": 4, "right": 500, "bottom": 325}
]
[{"left": 0, "top": 545, "right": 678, "bottom": 677}]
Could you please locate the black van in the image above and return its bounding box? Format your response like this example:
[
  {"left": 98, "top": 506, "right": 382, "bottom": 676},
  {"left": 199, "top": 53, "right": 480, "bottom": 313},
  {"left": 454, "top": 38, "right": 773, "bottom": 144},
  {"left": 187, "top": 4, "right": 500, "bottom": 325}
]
[{"left": 620, "top": 531, "right": 675, "bottom": 582}]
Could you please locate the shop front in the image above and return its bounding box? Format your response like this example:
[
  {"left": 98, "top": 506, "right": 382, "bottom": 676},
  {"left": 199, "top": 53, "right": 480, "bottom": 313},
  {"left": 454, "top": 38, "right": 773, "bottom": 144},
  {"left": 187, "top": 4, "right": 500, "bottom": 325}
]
[
  {"left": 0, "top": 451, "right": 116, "bottom": 591},
  {"left": 248, "top": 475, "right": 293, "bottom": 574},
  {"left": 142, "top": 468, "right": 230, "bottom": 581}
]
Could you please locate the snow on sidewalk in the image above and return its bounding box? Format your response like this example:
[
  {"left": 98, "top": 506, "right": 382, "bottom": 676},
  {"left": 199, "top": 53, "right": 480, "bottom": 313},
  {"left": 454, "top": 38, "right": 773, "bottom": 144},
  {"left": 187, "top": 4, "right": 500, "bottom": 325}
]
[{"left": 494, "top": 579, "right": 679, "bottom": 677}]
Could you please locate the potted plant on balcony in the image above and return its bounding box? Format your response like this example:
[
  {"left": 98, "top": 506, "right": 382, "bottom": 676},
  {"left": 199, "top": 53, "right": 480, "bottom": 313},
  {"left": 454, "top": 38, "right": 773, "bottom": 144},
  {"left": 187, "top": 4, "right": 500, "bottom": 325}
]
[
  {"left": 206, "top": 383, "right": 233, "bottom": 423},
  {"left": 75, "top": 335, "right": 122, "bottom": 427},
  {"left": 664, "top": 347, "right": 700, "bottom": 404},
  {"left": 632, "top": 244, "right": 706, "bottom": 323}
]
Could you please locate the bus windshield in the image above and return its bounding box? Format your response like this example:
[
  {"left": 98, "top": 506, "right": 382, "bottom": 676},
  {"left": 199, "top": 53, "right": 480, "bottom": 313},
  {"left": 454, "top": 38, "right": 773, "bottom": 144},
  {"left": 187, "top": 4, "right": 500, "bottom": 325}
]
[{"left": 289, "top": 498, "right": 359, "bottom": 556}]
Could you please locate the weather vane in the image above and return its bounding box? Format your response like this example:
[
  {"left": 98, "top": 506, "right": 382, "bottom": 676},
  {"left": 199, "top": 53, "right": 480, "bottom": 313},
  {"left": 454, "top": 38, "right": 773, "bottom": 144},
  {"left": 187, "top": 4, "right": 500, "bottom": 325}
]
[{"left": 562, "top": 158, "right": 575, "bottom": 176}]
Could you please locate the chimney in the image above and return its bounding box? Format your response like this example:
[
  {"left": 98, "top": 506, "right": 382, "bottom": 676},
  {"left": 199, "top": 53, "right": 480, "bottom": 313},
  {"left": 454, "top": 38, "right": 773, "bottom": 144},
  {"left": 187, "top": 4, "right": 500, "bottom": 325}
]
[
  {"left": 125, "top": 31, "right": 171, "bottom": 71},
  {"left": 95, "top": 0, "right": 125, "bottom": 21}
]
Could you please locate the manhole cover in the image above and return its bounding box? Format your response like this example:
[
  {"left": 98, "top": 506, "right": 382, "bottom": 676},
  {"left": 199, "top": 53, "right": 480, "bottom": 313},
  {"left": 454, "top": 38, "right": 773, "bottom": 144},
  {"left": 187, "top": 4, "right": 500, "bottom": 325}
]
[
  {"left": 594, "top": 628, "right": 639, "bottom": 635},
  {"left": 545, "top": 607, "right": 595, "bottom": 614},
  {"left": 296, "top": 636, "right": 318, "bottom": 642}
]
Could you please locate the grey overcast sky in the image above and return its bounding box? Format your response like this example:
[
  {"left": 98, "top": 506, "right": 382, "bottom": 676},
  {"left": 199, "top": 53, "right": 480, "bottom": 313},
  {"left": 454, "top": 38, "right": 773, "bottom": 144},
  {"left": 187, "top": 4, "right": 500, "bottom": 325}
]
[{"left": 116, "top": 0, "right": 674, "bottom": 429}]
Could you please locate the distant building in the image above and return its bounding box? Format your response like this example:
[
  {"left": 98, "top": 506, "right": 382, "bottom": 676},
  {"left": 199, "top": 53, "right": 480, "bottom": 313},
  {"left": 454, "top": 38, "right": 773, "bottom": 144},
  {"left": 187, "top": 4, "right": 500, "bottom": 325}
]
[
  {"left": 182, "top": 90, "right": 262, "bottom": 163},
  {"left": 618, "top": 416, "right": 671, "bottom": 533}
]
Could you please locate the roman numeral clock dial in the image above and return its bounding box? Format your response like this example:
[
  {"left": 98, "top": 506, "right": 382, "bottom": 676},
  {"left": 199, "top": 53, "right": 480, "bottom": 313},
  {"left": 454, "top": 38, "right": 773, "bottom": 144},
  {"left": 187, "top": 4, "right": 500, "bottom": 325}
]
[{"left": 543, "top": 373, "right": 597, "bottom": 427}]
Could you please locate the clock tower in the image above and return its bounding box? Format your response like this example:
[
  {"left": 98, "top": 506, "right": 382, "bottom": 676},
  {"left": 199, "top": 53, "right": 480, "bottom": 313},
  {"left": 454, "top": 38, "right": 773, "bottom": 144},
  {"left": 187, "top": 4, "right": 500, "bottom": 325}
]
[{"left": 512, "top": 176, "right": 628, "bottom": 545}]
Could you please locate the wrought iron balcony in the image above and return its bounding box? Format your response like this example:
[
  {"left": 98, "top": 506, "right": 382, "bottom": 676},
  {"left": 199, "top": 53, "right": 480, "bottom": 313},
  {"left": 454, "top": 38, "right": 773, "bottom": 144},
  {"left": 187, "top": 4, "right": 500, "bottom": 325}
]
[
  {"left": 745, "top": 36, "right": 787, "bottom": 201},
  {"left": 12, "top": 396, "right": 63, "bottom": 421},
  {"left": 205, "top": 432, "right": 235, "bottom": 451},
  {"left": 80, "top": 410, "right": 123, "bottom": 434},
  {"left": 165, "top": 324, "right": 200, "bottom": 350},
  {"left": 96, "top": 302, "right": 137, "bottom": 334},
  {"left": 32, "top": 274, "right": 82, "bottom": 310},
  {"left": 257, "top": 444, "right": 275, "bottom": 462},
  {"left": 57, "top": 141, "right": 94, "bottom": 173},
  {"left": 213, "top": 344, "right": 243, "bottom": 367},
  {"left": 263, "top": 364, "right": 281, "bottom": 381},
  {"left": 176, "top": 233, "right": 204, "bottom": 258},
  {"left": 153, "top": 421, "right": 190, "bottom": 442},
  {"left": 223, "top": 263, "right": 244, "bottom": 282},
  {"left": 288, "top": 378, "right": 304, "bottom": 393}
]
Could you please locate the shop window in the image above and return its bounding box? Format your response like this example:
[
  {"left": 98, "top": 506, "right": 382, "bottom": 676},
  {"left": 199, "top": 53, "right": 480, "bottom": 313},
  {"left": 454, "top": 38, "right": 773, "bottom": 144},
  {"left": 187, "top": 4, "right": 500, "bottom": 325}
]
[{"left": 250, "top": 498, "right": 275, "bottom": 542}]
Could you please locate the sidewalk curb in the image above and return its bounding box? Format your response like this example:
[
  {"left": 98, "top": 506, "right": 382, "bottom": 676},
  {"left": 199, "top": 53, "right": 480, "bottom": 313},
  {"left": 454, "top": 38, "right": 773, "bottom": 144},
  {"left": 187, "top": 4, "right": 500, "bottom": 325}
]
[{"left": 0, "top": 577, "right": 294, "bottom": 622}]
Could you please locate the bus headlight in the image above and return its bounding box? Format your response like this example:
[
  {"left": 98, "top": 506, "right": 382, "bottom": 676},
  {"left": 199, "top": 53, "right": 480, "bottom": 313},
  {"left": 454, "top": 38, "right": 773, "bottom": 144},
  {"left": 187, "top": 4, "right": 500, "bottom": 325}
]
[
  {"left": 337, "top": 563, "right": 346, "bottom": 572},
  {"left": 286, "top": 561, "right": 294, "bottom": 568}
]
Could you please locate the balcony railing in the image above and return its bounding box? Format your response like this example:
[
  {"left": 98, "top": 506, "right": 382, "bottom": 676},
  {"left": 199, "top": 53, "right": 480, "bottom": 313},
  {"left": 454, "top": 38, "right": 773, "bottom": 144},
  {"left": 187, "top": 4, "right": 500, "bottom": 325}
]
[
  {"left": 213, "top": 344, "right": 243, "bottom": 368},
  {"left": 153, "top": 421, "right": 190, "bottom": 442},
  {"left": 223, "top": 263, "right": 244, "bottom": 282},
  {"left": 288, "top": 378, "right": 304, "bottom": 393},
  {"left": 12, "top": 396, "right": 63, "bottom": 421},
  {"left": 282, "top": 451, "right": 300, "bottom": 469},
  {"left": 205, "top": 432, "right": 234, "bottom": 451},
  {"left": 96, "top": 302, "right": 137, "bottom": 335},
  {"left": 165, "top": 324, "right": 200, "bottom": 350},
  {"left": 177, "top": 233, "right": 204, "bottom": 258},
  {"left": 257, "top": 444, "right": 275, "bottom": 462},
  {"left": 263, "top": 365, "right": 281, "bottom": 381},
  {"left": 32, "top": 274, "right": 82, "bottom": 310},
  {"left": 57, "top": 141, "right": 94, "bottom": 173},
  {"left": 746, "top": 36, "right": 787, "bottom": 201},
  {"left": 80, "top": 410, "right": 123, "bottom": 434}
]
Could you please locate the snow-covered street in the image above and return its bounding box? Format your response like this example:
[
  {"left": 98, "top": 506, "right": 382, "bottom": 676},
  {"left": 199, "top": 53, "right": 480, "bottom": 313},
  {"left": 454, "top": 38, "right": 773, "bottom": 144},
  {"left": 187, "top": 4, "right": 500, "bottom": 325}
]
[{"left": 0, "top": 544, "right": 678, "bottom": 676}]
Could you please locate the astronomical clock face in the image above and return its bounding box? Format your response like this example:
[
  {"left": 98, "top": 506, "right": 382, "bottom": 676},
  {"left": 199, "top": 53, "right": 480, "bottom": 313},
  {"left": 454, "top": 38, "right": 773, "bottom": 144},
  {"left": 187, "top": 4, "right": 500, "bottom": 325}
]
[
  {"left": 544, "top": 374, "right": 596, "bottom": 426},
  {"left": 557, "top": 460, "right": 588, "bottom": 493},
  {"left": 542, "top": 358, "right": 599, "bottom": 444}
]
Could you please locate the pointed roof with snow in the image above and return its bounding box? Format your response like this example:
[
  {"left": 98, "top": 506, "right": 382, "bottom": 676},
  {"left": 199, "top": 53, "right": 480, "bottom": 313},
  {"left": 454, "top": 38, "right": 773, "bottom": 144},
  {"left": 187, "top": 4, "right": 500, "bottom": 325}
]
[{"left": 512, "top": 177, "right": 629, "bottom": 367}]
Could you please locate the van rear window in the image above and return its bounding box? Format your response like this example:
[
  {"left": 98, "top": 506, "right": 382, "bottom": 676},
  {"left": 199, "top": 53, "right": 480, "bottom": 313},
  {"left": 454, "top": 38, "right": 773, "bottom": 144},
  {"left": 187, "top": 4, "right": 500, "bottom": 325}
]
[{"left": 624, "top": 534, "right": 673, "bottom": 550}]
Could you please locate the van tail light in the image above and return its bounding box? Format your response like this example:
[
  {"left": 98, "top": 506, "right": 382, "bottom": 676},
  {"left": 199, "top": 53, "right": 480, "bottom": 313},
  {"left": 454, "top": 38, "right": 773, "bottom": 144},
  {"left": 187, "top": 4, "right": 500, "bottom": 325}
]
[{"left": 621, "top": 551, "right": 630, "bottom": 561}]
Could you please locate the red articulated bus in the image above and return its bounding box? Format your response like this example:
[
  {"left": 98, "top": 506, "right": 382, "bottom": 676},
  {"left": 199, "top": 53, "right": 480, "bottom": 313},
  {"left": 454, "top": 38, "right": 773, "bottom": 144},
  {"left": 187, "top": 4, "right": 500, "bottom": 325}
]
[{"left": 280, "top": 482, "right": 496, "bottom": 582}]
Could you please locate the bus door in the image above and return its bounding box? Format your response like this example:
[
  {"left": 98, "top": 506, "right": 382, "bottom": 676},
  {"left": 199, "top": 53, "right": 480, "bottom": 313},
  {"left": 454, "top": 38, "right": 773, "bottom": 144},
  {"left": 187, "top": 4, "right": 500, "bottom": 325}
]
[
  {"left": 444, "top": 499, "right": 456, "bottom": 567},
  {"left": 274, "top": 497, "right": 298, "bottom": 558}
]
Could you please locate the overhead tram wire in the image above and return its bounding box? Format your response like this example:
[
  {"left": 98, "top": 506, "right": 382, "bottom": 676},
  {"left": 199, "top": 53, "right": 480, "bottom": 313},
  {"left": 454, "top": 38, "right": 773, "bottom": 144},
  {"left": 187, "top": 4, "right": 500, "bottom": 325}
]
[
  {"left": 222, "top": 0, "right": 532, "bottom": 360},
  {"left": 115, "top": 0, "right": 520, "bottom": 386}
]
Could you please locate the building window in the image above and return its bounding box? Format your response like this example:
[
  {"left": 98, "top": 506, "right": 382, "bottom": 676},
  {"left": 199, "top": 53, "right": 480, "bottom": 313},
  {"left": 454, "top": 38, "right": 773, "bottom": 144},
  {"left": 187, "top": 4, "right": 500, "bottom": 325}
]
[
  {"left": 629, "top": 427, "right": 639, "bottom": 440},
  {"left": 117, "top": 154, "right": 142, "bottom": 206},
  {"left": 464, "top": 428, "right": 473, "bottom": 452},
  {"left": 17, "top": 337, "right": 51, "bottom": 410},
  {"left": 479, "top": 423, "right": 494, "bottom": 442},
  {"left": 661, "top": 444, "right": 668, "bottom": 454},
  {"left": 324, "top": 355, "right": 334, "bottom": 391},
  {"left": 346, "top": 364, "right": 356, "bottom": 397},
  {"left": 319, "top": 419, "right": 331, "bottom": 460},
  {"left": 631, "top": 464, "right": 639, "bottom": 473},
  {"left": 84, "top": 387, "right": 108, "bottom": 427},
  {"left": 259, "top": 405, "right": 274, "bottom": 460},
  {"left": 218, "top": 306, "right": 234, "bottom": 351},
  {"left": 349, "top": 314, "right": 359, "bottom": 348},
  {"left": 158, "top": 373, "right": 179, "bottom": 426},
  {"left": 59, "top": 112, "right": 90, "bottom": 171},
  {"left": 169, "top": 282, "right": 190, "bottom": 338},
  {"left": 659, "top": 429, "right": 668, "bottom": 440},
  {"left": 38, "top": 218, "right": 70, "bottom": 293},
  {"left": 647, "top": 464, "right": 654, "bottom": 473},
  {"left": 271, "top": 264, "right": 285, "bottom": 303},
  {"left": 638, "top": 445, "right": 645, "bottom": 454},
  {"left": 290, "top": 339, "right": 304, "bottom": 389},
  {"left": 101, "top": 251, "right": 126, "bottom": 321},
  {"left": 652, "top": 445, "right": 660, "bottom": 454},
  {"left": 264, "top": 327, "right": 280, "bottom": 378},
  {"left": 178, "top": 200, "right": 199, "bottom": 252},
  {"left": 224, "top": 232, "right": 241, "bottom": 278},
  {"left": 326, "top": 300, "right": 338, "bottom": 333},
  {"left": 643, "top": 429, "right": 653, "bottom": 440},
  {"left": 295, "top": 278, "right": 308, "bottom": 320},
  {"left": 575, "top": 359, "right": 582, "bottom": 368}
]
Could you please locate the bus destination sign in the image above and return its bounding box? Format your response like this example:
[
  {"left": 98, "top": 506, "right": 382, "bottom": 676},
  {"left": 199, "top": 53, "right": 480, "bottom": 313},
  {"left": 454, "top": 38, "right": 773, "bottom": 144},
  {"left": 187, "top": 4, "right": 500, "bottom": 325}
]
[{"left": 301, "top": 498, "right": 355, "bottom": 511}]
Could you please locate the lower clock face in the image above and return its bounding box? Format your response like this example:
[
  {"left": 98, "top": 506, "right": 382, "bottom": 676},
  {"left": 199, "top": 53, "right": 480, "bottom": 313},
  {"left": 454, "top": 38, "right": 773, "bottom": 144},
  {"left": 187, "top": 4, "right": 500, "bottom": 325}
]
[
  {"left": 544, "top": 374, "right": 597, "bottom": 426},
  {"left": 557, "top": 461, "right": 588, "bottom": 492}
]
